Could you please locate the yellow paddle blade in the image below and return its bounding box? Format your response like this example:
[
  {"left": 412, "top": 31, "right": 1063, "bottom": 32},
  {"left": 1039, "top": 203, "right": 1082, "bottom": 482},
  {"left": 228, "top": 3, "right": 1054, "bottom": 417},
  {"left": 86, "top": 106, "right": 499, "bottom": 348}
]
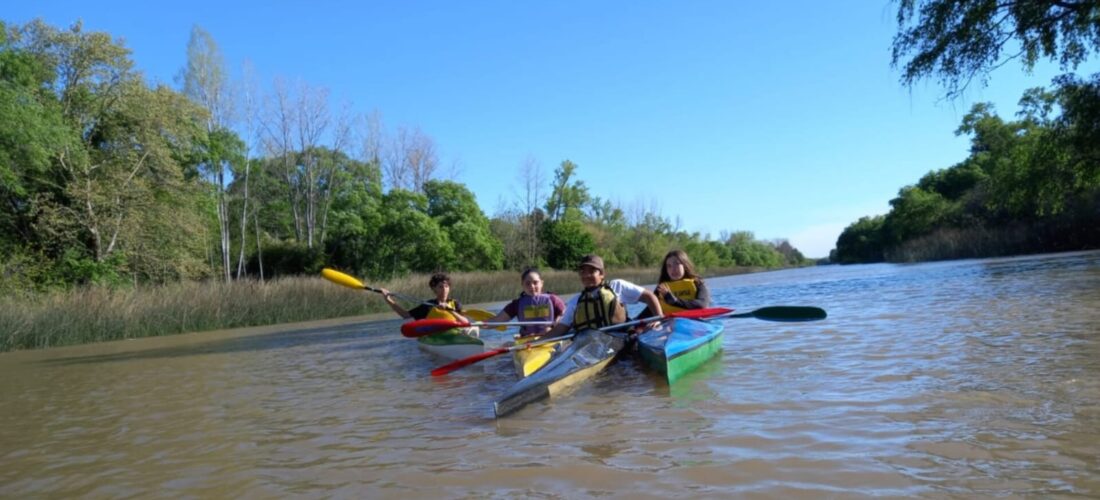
[
  {"left": 464, "top": 308, "right": 507, "bottom": 331},
  {"left": 321, "top": 268, "right": 365, "bottom": 290}
]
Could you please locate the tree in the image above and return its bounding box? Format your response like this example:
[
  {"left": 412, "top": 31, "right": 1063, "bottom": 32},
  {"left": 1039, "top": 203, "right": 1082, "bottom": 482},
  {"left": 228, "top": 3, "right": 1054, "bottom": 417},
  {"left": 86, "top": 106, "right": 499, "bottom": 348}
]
[
  {"left": 234, "top": 59, "right": 260, "bottom": 278},
  {"left": 383, "top": 125, "right": 439, "bottom": 193},
  {"left": 516, "top": 155, "right": 546, "bottom": 265},
  {"left": 0, "top": 22, "right": 73, "bottom": 252},
  {"left": 323, "top": 156, "right": 384, "bottom": 278},
  {"left": 258, "top": 78, "right": 347, "bottom": 250},
  {"left": 545, "top": 160, "right": 590, "bottom": 221},
  {"left": 423, "top": 180, "right": 503, "bottom": 271},
  {"left": 835, "top": 215, "right": 887, "bottom": 264},
  {"left": 892, "top": 0, "right": 1100, "bottom": 97},
  {"left": 540, "top": 218, "right": 595, "bottom": 270},
  {"left": 374, "top": 189, "right": 454, "bottom": 276},
  {"left": 179, "top": 25, "right": 232, "bottom": 129},
  {"left": 16, "top": 20, "right": 211, "bottom": 283},
  {"left": 883, "top": 186, "right": 953, "bottom": 243},
  {"left": 724, "top": 231, "right": 784, "bottom": 267}
]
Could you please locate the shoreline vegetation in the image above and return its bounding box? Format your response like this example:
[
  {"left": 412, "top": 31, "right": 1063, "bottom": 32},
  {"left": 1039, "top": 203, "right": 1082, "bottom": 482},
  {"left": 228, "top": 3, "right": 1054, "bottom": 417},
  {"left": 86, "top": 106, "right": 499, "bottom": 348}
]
[{"left": 0, "top": 266, "right": 764, "bottom": 353}]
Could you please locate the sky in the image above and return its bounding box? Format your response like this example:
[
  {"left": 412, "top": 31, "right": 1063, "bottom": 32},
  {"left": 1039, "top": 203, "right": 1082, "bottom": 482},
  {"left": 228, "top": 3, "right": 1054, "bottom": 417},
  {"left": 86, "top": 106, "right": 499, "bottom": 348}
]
[{"left": 8, "top": 1, "right": 1095, "bottom": 258}]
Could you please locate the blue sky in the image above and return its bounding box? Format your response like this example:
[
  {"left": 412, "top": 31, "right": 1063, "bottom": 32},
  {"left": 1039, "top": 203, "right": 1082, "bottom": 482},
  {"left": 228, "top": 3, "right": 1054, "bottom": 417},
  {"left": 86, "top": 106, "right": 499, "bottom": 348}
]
[{"left": 9, "top": 1, "right": 1095, "bottom": 258}]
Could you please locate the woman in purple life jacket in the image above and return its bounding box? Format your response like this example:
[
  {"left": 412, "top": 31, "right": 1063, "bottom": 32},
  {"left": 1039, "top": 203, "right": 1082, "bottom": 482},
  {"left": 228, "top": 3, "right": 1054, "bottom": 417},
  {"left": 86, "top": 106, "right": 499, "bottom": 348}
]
[{"left": 488, "top": 267, "right": 566, "bottom": 337}]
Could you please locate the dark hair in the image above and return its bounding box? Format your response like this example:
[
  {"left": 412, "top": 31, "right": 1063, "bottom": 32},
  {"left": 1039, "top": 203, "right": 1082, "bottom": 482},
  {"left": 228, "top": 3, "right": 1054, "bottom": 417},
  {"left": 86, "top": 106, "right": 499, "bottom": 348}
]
[
  {"left": 521, "top": 267, "right": 541, "bottom": 282},
  {"left": 659, "top": 249, "right": 701, "bottom": 283},
  {"left": 428, "top": 272, "right": 451, "bottom": 288}
]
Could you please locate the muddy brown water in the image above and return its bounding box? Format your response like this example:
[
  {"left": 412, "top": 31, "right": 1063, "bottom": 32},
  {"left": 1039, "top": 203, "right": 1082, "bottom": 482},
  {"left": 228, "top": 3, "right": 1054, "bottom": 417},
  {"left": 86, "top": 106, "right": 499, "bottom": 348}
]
[{"left": 2, "top": 251, "right": 1099, "bottom": 498}]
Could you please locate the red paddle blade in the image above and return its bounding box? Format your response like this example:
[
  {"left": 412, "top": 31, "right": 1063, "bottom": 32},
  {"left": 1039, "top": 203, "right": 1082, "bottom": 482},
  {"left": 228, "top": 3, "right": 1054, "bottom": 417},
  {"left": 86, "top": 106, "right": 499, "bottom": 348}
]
[
  {"left": 400, "top": 319, "right": 469, "bottom": 338},
  {"left": 667, "top": 307, "right": 733, "bottom": 319},
  {"left": 431, "top": 347, "right": 510, "bottom": 376}
]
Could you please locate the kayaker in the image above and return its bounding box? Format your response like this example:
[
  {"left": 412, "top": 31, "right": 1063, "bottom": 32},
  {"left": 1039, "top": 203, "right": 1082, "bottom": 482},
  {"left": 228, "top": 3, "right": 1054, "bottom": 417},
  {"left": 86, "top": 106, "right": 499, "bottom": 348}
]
[
  {"left": 543, "top": 254, "right": 663, "bottom": 338},
  {"left": 487, "top": 267, "right": 567, "bottom": 337},
  {"left": 380, "top": 272, "right": 473, "bottom": 331},
  {"left": 637, "top": 249, "right": 711, "bottom": 318}
]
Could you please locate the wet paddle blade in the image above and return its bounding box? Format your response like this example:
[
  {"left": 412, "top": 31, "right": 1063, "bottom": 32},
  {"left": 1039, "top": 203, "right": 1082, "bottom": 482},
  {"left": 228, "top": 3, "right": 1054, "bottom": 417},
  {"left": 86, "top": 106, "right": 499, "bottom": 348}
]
[
  {"left": 464, "top": 309, "right": 506, "bottom": 331},
  {"left": 750, "top": 306, "right": 826, "bottom": 322},
  {"left": 321, "top": 268, "right": 366, "bottom": 290}
]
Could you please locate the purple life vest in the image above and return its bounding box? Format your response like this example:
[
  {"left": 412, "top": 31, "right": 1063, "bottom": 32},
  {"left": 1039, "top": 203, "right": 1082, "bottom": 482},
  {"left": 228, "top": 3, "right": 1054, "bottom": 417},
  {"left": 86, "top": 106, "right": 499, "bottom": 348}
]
[{"left": 516, "top": 293, "right": 555, "bottom": 335}]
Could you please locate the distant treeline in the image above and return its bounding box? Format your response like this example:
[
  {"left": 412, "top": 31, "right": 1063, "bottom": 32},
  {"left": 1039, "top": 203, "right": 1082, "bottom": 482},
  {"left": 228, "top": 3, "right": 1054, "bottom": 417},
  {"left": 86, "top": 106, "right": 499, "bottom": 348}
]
[
  {"left": 0, "top": 19, "right": 810, "bottom": 297},
  {"left": 833, "top": 73, "right": 1100, "bottom": 264}
]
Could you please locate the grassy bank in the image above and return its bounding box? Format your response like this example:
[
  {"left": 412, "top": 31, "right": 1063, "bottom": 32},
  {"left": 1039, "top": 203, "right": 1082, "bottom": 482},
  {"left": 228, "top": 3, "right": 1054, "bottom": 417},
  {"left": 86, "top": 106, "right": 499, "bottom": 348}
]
[{"left": 0, "top": 266, "right": 757, "bottom": 352}]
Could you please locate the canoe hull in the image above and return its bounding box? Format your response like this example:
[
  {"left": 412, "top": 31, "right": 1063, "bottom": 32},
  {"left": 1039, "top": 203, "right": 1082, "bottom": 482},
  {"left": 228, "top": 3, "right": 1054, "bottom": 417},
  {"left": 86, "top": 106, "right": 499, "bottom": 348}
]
[
  {"left": 637, "top": 317, "right": 724, "bottom": 384},
  {"left": 494, "top": 329, "right": 624, "bottom": 417},
  {"left": 415, "top": 327, "right": 484, "bottom": 361}
]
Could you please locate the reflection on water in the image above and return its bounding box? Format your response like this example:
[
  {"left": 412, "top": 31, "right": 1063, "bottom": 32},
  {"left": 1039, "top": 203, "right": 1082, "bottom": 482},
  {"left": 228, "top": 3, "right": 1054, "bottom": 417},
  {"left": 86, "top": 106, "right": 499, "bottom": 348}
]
[{"left": 2, "top": 251, "right": 1099, "bottom": 497}]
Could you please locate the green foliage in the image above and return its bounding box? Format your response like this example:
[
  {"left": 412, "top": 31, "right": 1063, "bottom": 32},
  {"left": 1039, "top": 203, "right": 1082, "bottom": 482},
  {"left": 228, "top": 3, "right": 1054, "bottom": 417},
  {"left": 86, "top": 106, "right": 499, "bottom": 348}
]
[
  {"left": 837, "top": 74, "right": 1100, "bottom": 263},
  {"left": 835, "top": 215, "right": 886, "bottom": 264},
  {"left": 917, "top": 161, "right": 987, "bottom": 201},
  {"left": 540, "top": 218, "right": 596, "bottom": 270},
  {"left": 250, "top": 240, "right": 324, "bottom": 278},
  {"left": 893, "top": 0, "right": 1100, "bottom": 98},
  {"left": 373, "top": 189, "right": 455, "bottom": 275},
  {"left": 545, "top": 160, "right": 590, "bottom": 220},
  {"left": 883, "top": 186, "right": 953, "bottom": 243},
  {"left": 0, "top": 22, "right": 73, "bottom": 251},
  {"left": 424, "top": 180, "right": 503, "bottom": 271},
  {"left": 56, "top": 247, "right": 128, "bottom": 286},
  {"left": 725, "top": 231, "right": 784, "bottom": 267}
]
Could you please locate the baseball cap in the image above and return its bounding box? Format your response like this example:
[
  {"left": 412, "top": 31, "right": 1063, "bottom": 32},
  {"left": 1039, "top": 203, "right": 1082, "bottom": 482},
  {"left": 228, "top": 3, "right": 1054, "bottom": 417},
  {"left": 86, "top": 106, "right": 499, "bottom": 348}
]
[{"left": 576, "top": 254, "right": 605, "bottom": 272}]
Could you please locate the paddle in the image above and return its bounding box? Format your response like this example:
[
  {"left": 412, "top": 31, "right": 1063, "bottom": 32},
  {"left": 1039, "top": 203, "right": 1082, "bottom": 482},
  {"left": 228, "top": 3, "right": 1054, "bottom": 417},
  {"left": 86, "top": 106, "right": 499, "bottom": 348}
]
[
  {"left": 707, "top": 306, "right": 827, "bottom": 322},
  {"left": 428, "top": 307, "right": 734, "bottom": 376},
  {"left": 459, "top": 308, "right": 508, "bottom": 331},
  {"left": 321, "top": 268, "right": 497, "bottom": 323},
  {"left": 401, "top": 318, "right": 555, "bottom": 338},
  {"left": 404, "top": 306, "right": 733, "bottom": 338}
]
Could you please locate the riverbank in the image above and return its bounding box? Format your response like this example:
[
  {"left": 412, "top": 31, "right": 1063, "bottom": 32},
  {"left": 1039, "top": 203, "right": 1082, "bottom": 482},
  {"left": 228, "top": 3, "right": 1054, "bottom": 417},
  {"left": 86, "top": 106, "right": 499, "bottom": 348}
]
[{"left": 0, "top": 266, "right": 762, "bottom": 352}]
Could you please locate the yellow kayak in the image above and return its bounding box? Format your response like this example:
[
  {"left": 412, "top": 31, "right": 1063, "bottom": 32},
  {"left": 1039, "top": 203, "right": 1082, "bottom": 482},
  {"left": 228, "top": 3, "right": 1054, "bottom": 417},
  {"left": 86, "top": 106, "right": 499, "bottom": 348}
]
[{"left": 511, "top": 335, "right": 565, "bottom": 378}]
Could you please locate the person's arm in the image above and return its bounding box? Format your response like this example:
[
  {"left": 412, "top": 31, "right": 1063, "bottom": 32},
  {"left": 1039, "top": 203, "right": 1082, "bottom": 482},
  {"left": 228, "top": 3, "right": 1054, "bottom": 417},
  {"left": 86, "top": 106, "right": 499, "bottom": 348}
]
[
  {"left": 611, "top": 280, "right": 663, "bottom": 328},
  {"left": 545, "top": 322, "right": 570, "bottom": 338},
  {"left": 544, "top": 295, "right": 577, "bottom": 337},
  {"left": 380, "top": 288, "right": 412, "bottom": 319},
  {"left": 550, "top": 294, "right": 567, "bottom": 324},
  {"left": 450, "top": 300, "right": 469, "bottom": 324},
  {"left": 488, "top": 300, "right": 517, "bottom": 323},
  {"left": 638, "top": 289, "right": 663, "bottom": 319}
]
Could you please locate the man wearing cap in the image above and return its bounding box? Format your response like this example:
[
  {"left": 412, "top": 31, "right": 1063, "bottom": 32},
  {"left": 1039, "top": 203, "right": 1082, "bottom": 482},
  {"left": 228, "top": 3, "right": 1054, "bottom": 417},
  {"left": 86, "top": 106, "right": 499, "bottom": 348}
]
[{"left": 543, "top": 254, "right": 663, "bottom": 338}]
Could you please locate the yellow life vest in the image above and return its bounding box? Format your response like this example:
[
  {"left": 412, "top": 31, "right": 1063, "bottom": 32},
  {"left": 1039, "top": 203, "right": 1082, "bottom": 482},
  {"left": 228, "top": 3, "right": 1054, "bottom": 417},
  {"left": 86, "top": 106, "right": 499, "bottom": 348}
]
[
  {"left": 425, "top": 299, "right": 459, "bottom": 321},
  {"left": 657, "top": 278, "right": 699, "bottom": 314},
  {"left": 572, "top": 283, "right": 626, "bottom": 330}
]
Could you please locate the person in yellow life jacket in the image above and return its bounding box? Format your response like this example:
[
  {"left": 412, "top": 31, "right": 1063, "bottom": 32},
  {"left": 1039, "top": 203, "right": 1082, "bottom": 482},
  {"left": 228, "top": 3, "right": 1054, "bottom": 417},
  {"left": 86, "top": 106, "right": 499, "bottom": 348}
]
[
  {"left": 380, "top": 272, "right": 470, "bottom": 325},
  {"left": 543, "top": 254, "right": 663, "bottom": 339},
  {"left": 637, "top": 250, "right": 711, "bottom": 318}
]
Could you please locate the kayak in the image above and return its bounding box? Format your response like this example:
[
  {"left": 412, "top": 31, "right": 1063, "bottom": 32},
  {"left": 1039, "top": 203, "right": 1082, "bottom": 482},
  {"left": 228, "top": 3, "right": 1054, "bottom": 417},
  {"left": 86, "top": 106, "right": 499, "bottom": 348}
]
[
  {"left": 511, "top": 335, "right": 567, "bottom": 378},
  {"left": 493, "top": 329, "right": 625, "bottom": 417},
  {"left": 636, "top": 317, "right": 724, "bottom": 384},
  {"left": 416, "top": 327, "right": 484, "bottom": 360}
]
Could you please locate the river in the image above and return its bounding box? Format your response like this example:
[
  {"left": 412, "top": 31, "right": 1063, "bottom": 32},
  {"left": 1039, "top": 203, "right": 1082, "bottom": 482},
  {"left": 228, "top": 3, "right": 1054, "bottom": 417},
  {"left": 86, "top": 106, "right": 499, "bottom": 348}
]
[{"left": 2, "top": 251, "right": 1098, "bottom": 498}]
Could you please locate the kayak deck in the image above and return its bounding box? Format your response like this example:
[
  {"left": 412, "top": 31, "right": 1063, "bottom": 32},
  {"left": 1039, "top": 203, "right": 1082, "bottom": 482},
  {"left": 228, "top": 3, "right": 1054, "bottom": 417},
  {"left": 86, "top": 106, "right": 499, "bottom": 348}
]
[
  {"left": 636, "top": 317, "right": 724, "bottom": 384},
  {"left": 493, "top": 329, "right": 624, "bottom": 417},
  {"left": 415, "top": 327, "right": 484, "bottom": 361},
  {"left": 511, "top": 335, "right": 567, "bottom": 378}
]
